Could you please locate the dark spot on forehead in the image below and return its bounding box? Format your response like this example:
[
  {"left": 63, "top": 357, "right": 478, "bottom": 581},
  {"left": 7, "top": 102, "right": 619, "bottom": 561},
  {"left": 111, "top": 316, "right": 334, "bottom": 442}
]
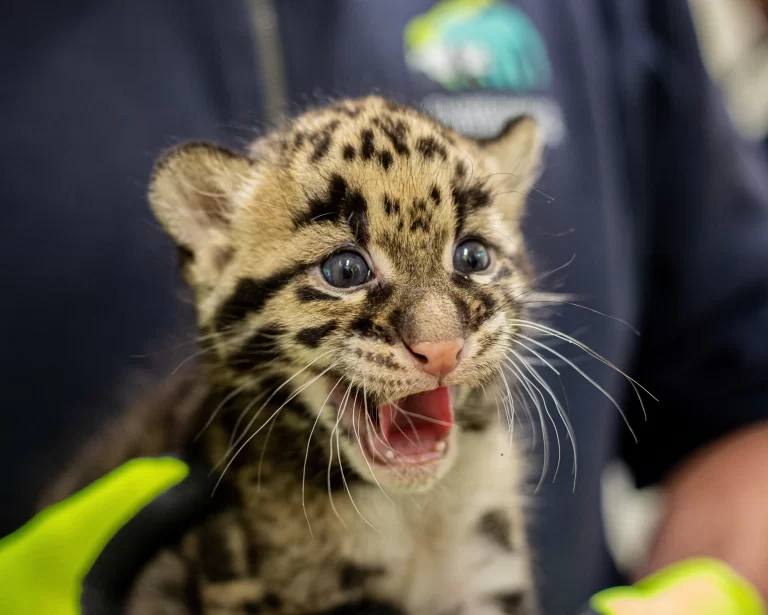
[
  {"left": 342, "top": 144, "right": 356, "bottom": 161},
  {"left": 455, "top": 160, "right": 467, "bottom": 179},
  {"left": 375, "top": 116, "right": 410, "bottom": 157},
  {"left": 295, "top": 321, "right": 338, "bottom": 348},
  {"left": 378, "top": 149, "right": 393, "bottom": 170},
  {"left": 384, "top": 194, "right": 395, "bottom": 216},
  {"left": 415, "top": 136, "right": 448, "bottom": 161},
  {"left": 361, "top": 128, "right": 375, "bottom": 160},
  {"left": 430, "top": 185, "right": 441, "bottom": 205},
  {"left": 310, "top": 133, "right": 331, "bottom": 162},
  {"left": 293, "top": 132, "right": 305, "bottom": 149},
  {"left": 298, "top": 174, "right": 369, "bottom": 245}
]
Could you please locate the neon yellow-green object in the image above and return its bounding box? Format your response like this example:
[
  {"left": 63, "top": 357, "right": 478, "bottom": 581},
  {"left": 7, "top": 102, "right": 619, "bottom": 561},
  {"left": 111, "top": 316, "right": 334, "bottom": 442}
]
[
  {"left": 0, "top": 457, "right": 188, "bottom": 615},
  {"left": 591, "top": 558, "right": 766, "bottom": 614}
]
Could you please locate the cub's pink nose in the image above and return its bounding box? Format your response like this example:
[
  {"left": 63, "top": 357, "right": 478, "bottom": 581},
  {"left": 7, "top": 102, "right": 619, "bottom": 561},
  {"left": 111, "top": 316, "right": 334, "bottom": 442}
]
[{"left": 407, "top": 338, "right": 465, "bottom": 379}]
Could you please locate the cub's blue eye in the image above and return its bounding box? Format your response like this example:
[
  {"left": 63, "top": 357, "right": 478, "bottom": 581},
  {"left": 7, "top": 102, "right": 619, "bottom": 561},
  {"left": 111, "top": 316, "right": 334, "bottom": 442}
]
[
  {"left": 453, "top": 240, "right": 491, "bottom": 274},
  {"left": 321, "top": 251, "right": 371, "bottom": 288}
]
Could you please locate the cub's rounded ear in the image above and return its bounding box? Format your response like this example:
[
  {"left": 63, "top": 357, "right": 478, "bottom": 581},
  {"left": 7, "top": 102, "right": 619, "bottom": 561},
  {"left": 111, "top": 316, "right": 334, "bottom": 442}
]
[
  {"left": 149, "top": 142, "right": 253, "bottom": 257},
  {"left": 149, "top": 142, "right": 253, "bottom": 286},
  {"left": 477, "top": 115, "right": 544, "bottom": 196}
]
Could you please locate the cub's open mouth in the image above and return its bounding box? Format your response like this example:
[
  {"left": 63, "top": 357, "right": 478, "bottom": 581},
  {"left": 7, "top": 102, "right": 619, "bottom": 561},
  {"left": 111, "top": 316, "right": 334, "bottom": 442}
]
[{"left": 332, "top": 386, "right": 454, "bottom": 466}]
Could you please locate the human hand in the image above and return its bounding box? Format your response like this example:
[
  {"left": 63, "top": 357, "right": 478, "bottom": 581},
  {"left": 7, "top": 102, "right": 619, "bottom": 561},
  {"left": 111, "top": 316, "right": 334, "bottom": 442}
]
[{"left": 640, "top": 422, "right": 768, "bottom": 600}]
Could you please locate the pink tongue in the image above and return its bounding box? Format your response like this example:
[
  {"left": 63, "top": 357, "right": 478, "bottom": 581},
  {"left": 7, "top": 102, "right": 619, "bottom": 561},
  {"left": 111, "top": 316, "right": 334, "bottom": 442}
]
[{"left": 377, "top": 387, "right": 453, "bottom": 456}]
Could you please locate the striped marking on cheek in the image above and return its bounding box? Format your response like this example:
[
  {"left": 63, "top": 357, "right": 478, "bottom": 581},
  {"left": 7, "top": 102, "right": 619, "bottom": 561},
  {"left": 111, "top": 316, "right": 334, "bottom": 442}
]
[
  {"left": 227, "top": 324, "right": 286, "bottom": 371},
  {"left": 215, "top": 267, "right": 306, "bottom": 332},
  {"left": 295, "top": 320, "right": 338, "bottom": 348}
]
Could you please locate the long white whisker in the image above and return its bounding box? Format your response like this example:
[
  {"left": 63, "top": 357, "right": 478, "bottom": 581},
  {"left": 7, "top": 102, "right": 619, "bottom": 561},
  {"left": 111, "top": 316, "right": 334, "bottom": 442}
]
[
  {"left": 515, "top": 330, "right": 640, "bottom": 441},
  {"left": 509, "top": 347, "right": 578, "bottom": 487},
  {"left": 510, "top": 319, "right": 655, "bottom": 412},
  {"left": 506, "top": 359, "right": 561, "bottom": 487},
  {"left": 334, "top": 404, "right": 379, "bottom": 533},
  {"left": 213, "top": 361, "right": 339, "bottom": 486},
  {"left": 326, "top": 379, "right": 355, "bottom": 528},
  {"left": 195, "top": 381, "right": 251, "bottom": 441},
  {"left": 229, "top": 349, "right": 336, "bottom": 451},
  {"left": 302, "top": 377, "right": 343, "bottom": 535},
  {"left": 358, "top": 379, "right": 396, "bottom": 501}
]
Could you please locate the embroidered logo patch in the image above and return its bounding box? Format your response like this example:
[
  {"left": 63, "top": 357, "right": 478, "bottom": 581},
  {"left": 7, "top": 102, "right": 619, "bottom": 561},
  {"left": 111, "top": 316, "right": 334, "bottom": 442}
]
[{"left": 404, "top": 0, "right": 551, "bottom": 92}]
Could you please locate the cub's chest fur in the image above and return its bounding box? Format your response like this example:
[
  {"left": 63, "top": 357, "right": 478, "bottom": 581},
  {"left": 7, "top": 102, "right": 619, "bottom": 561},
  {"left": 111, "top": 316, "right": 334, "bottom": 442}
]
[{"left": 128, "top": 428, "right": 531, "bottom": 615}]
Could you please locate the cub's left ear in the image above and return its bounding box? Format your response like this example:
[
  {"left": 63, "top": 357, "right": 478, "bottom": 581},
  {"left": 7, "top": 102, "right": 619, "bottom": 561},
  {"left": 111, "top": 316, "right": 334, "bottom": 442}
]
[
  {"left": 149, "top": 142, "right": 253, "bottom": 287},
  {"left": 477, "top": 115, "right": 544, "bottom": 200}
]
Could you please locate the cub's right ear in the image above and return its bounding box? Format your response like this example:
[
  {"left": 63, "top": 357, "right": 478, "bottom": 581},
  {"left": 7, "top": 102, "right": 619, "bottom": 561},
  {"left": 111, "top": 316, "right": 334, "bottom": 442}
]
[{"left": 149, "top": 143, "right": 253, "bottom": 285}]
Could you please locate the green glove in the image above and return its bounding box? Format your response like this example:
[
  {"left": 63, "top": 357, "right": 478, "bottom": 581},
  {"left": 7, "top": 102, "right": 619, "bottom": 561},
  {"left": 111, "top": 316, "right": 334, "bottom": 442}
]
[
  {"left": 0, "top": 457, "right": 188, "bottom": 615},
  {"left": 588, "top": 558, "right": 766, "bottom": 615}
]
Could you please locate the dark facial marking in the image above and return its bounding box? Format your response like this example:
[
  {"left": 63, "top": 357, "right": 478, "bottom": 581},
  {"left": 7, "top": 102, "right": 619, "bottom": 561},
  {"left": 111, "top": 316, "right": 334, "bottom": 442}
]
[
  {"left": 457, "top": 416, "right": 489, "bottom": 431},
  {"left": 311, "top": 132, "right": 332, "bottom": 162},
  {"left": 454, "top": 160, "right": 467, "bottom": 180},
  {"left": 365, "top": 283, "right": 395, "bottom": 311},
  {"left": 295, "top": 320, "right": 338, "bottom": 348},
  {"left": 343, "top": 144, "right": 356, "bottom": 161},
  {"left": 296, "top": 286, "right": 341, "bottom": 303},
  {"left": 453, "top": 183, "right": 491, "bottom": 227},
  {"left": 176, "top": 244, "right": 194, "bottom": 270},
  {"left": 339, "top": 562, "right": 386, "bottom": 590},
  {"left": 361, "top": 129, "right": 375, "bottom": 160},
  {"left": 299, "top": 175, "right": 369, "bottom": 244},
  {"left": 386, "top": 306, "right": 404, "bottom": 332},
  {"left": 478, "top": 510, "right": 513, "bottom": 550},
  {"left": 351, "top": 316, "right": 396, "bottom": 344},
  {"left": 409, "top": 198, "right": 432, "bottom": 232},
  {"left": 375, "top": 116, "right": 410, "bottom": 157},
  {"left": 293, "top": 132, "right": 305, "bottom": 149},
  {"left": 378, "top": 149, "right": 393, "bottom": 170},
  {"left": 415, "top": 136, "right": 448, "bottom": 160},
  {"left": 430, "top": 185, "right": 441, "bottom": 205},
  {"left": 228, "top": 324, "right": 285, "bottom": 370},
  {"left": 215, "top": 271, "right": 304, "bottom": 332},
  {"left": 494, "top": 592, "right": 525, "bottom": 615}
]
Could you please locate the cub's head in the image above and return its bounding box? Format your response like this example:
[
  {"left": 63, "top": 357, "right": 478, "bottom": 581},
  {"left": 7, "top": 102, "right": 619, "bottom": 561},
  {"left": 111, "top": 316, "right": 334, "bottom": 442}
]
[{"left": 150, "top": 96, "right": 543, "bottom": 492}]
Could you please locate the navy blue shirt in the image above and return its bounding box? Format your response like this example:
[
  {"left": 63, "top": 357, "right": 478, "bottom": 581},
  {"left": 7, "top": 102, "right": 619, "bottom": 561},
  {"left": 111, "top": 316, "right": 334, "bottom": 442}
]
[{"left": 2, "top": 1, "right": 768, "bottom": 613}]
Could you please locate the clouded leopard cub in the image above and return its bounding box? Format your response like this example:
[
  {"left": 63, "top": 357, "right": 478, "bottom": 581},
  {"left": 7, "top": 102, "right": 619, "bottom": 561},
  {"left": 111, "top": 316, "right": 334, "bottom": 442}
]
[{"left": 80, "top": 96, "right": 547, "bottom": 614}]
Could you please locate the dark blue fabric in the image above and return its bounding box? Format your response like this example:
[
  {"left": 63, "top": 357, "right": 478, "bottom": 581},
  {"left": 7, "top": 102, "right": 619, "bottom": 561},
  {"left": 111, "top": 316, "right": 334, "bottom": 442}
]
[{"left": 2, "top": 1, "right": 767, "bottom": 614}]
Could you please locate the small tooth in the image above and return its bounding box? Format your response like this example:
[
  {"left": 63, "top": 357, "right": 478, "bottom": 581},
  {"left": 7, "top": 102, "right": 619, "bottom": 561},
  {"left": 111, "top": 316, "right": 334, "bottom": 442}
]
[
  {"left": 434, "top": 441, "right": 447, "bottom": 452},
  {"left": 385, "top": 450, "right": 395, "bottom": 460}
]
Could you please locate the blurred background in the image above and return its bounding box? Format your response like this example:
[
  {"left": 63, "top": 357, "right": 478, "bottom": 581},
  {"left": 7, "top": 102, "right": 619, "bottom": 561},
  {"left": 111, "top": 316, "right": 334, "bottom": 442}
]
[{"left": 1, "top": 2, "right": 768, "bottom": 613}]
